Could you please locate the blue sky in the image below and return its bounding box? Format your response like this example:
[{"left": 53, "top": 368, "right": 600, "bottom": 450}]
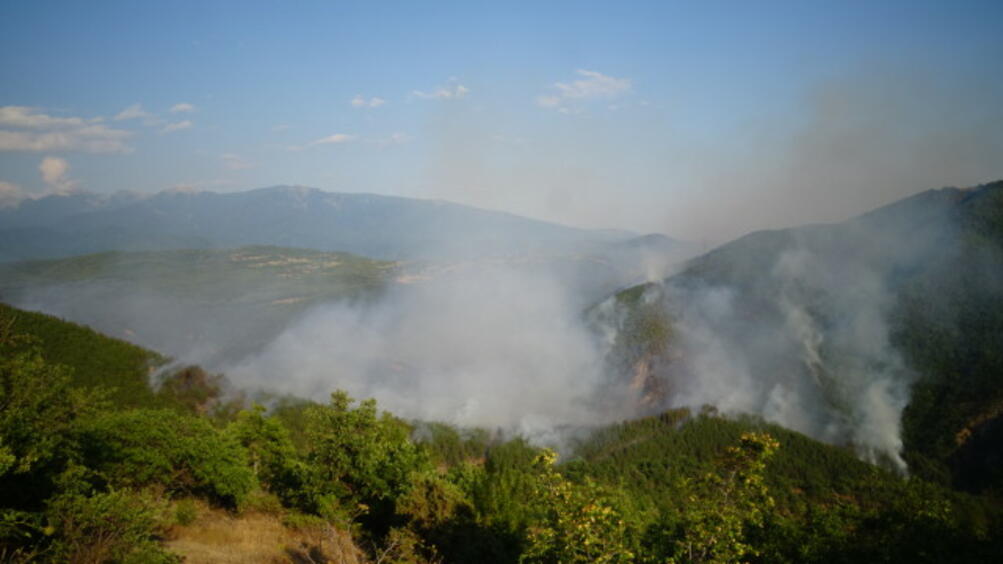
[{"left": 1, "top": 0, "right": 1001, "bottom": 240}]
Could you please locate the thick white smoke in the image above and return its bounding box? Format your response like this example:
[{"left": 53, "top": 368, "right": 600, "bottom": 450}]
[
  {"left": 226, "top": 265, "right": 633, "bottom": 440},
  {"left": 596, "top": 229, "right": 920, "bottom": 471}
]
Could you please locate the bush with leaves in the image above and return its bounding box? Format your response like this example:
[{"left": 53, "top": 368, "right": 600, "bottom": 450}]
[
  {"left": 76, "top": 408, "right": 255, "bottom": 507},
  {"left": 0, "top": 322, "right": 102, "bottom": 511},
  {"left": 300, "top": 391, "right": 430, "bottom": 525},
  {"left": 655, "top": 432, "right": 779, "bottom": 564},
  {"left": 522, "top": 449, "right": 637, "bottom": 564},
  {"left": 225, "top": 404, "right": 305, "bottom": 506},
  {"left": 46, "top": 489, "right": 177, "bottom": 564}
]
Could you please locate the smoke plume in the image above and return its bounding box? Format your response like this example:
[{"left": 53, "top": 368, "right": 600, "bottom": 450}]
[{"left": 226, "top": 265, "right": 633, "bottom": 440}]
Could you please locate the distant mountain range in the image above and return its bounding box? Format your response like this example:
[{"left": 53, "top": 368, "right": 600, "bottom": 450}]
[{"left": 0, "top": 185, "right": 689, "bottom": 263}]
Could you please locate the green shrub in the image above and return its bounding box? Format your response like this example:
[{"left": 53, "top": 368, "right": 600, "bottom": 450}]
[
  {"left": 294, "top": 391, "right": 431, "bottom": 532},
  {"left": 46, "top": 489, "right": 177, "bottom": 564},
  {"left": 77, "top": 409, "right": 255, "bottom": 507},
  {"left": 240, "top": 489, "right": 284, "bottom": 515},
  {"left": 282, "top": 511, "right": 330, "bottom": 532},
  {"left": 305, "top": 391, "right": 430, "bottom": 506},
  {"left": 225, "top": 405, "right": 303, "bottom": 501},
  {"left": 173, "top": 499, "right": 199, "bottom": 527},
  {"left": 0, "top": 325, "right": 103, "bottom": 511}
]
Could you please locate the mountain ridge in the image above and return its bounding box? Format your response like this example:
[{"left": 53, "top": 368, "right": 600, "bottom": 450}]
[
  {"left": 0, "top": 185, "right": 679, "bottom": 263},
  {"left": 593, "top": 179, "right": 1003, "bottom": 486}
]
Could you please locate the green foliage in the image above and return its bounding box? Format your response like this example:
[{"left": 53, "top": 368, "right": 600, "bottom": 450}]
[
  {"left": 469, "top": 437, "right": 544, "bottom": 535},
  {"left": 893, "top": 224, "right": 1003, "bottom": 491},
  {"left": 281, "top": 511, "right": 330, "bottom": 531},
  {"left": 76, "top": 409, "right": 255, "bottom": 507},
  {"left": 225, "top": 405, "right": 302, "bottom": 501},
  {"left": 414, "top": 421, "right": 492, "bottom": 468},
  {"left": 659, "top": 433, "right": 778, "bottom": 564},
  {"left": 46, "top": 489, "right": 178, "bottom": 564},
  {"left": 0, "top": 322, "right": 103, "bottom": 511},
  {"left": 0, "top": 509, "right": 48, "bottom": 560},
  {"left": 5, "top": 286, "right": 1003, "bottom": 563},
  {"left": 303, "top": 392, "right": 430, "bottom": 510},
  {"left": 0, "top": 303, "right": 165, "bottom": 409},
  {"left": 173, "top": 498, "right": 199, "bottom": 526},
  {"left": 392, "top": 473, "right": 476, "bottom": 562},
  {"left": 522, "top": 450, "right": 636, "bottom": 563},
  {"left": 154, "top": 365, "right": 229, "bottom": 417},
  {"left": 267, "top": 395, "right": 322, "bottom": 452},
  {"left": 375, "top": 526, "right": 440, "bottom": 564},
  {"left": 396, "top": 473, "right": 472, "bottom": 531}
]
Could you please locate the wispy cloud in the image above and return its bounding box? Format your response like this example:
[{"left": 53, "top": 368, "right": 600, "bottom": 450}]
[
  {"left": 288, "top": 132, "right": 356, "bottom": 151},
  {"left": 114, "top": 103, "right": 154, "bottom": 121},
  {"left": 170, "top": 102, "right": 195, "bottom": 113},
  {"left": 161, "top": 120, "right": 193, "bottom": 133},
  {"left": 350, "top": 95, "right": 386, "bottom": 108},
  {"left": 0, "top": 106, "right": 131, "bottom": 153},
  {"left": 0, "top": 180, "right": 25, "bottom": 208},
  {"left": 314, "top": 133, "right": 354, "bottom": 144},
  {"left": 221, "top": 153, "right": 253, "bottom": 170},
  {"left": 0, "top": 106, "right": 87, "bottom": 129},
  {"left": 536, "top": 69, "right": 630, "bottom": 112},
  {"left": 413, "top": 78, "right": 470, "bottom": 100},
  {"left": 39, "top": 156, "right": 77, "bottom": 193}
]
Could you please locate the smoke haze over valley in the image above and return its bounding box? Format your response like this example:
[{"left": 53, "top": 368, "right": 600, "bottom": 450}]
[
  {"left": 3, "top": 181, "right": 1002, "bottom": 480},
  {"left": 7, "top": 5, "right": 1003, "bottom": 562},
  {"left": 2, "top": 1, "right": 1003, "bottom": 482}
]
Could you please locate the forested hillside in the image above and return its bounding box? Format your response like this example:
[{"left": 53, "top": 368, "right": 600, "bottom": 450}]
[
  {"left": 2, "top": 303, "right": 1001, "bottom": 562},
  {"left": 594, "top": 181, "right": 1003, "bottom": 493}
]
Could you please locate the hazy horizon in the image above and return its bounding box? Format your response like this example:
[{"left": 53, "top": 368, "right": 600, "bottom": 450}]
[{"left": 3, "top": 1, "right": 1002, "bottom": 242}]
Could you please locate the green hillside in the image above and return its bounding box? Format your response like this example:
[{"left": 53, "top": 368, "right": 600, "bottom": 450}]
[
  {"left": 596, "top": 181, "right": 1003, "bottom": 495},
  {"left": 2, "top": 303, "right": 1001, "bottom": 562},
  {"left": 0, "top": 245, "right": 396, "bottom": 305},
  {"left": 0, "top": 246, "right": 398, "bottom": 365},
  {"left": 0, "top": 302, "right": 165, "bottom": 408}
]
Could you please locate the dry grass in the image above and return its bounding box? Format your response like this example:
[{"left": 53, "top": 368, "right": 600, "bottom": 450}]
[{"left": 165, "top": 502, "right": 366, "bottom": 564}]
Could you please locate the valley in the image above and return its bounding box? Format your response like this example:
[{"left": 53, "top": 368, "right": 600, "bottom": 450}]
[{"left": 2, "top": 181, "right": 1002, "bottom": 563}]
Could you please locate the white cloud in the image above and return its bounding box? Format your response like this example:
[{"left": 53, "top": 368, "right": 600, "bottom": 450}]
[
  {"left": 0, "top": 107, "right": 132, "bottom": 153},
  {"left": 0, "top": 106, "right": 85, "bottom": 129},
  {"left": 556, "top": 69, "right": 630, "bottom": 99},
  {"left": 161, "top": 120, "right": 193, "bottom": 133},
  {"left": 413, "top": 79, "right": 470, "bottom": 100},
  {"left": 170, "top": 103, "right": 195, "bottom": 113},
  {"left": 0, "top": 128, "right": 131, "bottom": 153},
  {"left": 114, "top": 103, "right": 154, "bottom": 121},
  {"left": 288, "top": 133, "right": 356, "bottom": 151},
  {"left": 314, "top": 133, "right": 355, "bottom": 145},
  {"left": 39, "top": 156, "right": 77, "bottom": 193},
  {"left": 0, "top": 180, "right": 25, "bottom": 208},
  {"left": 221, "top": 153, "right": 253, "bottom": 170},
  {"left": 537, "top": 69, "right": 631, "bottom": 111},
  {"left": 350, "top": 95, "right": 386, "bottom": 108}
]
